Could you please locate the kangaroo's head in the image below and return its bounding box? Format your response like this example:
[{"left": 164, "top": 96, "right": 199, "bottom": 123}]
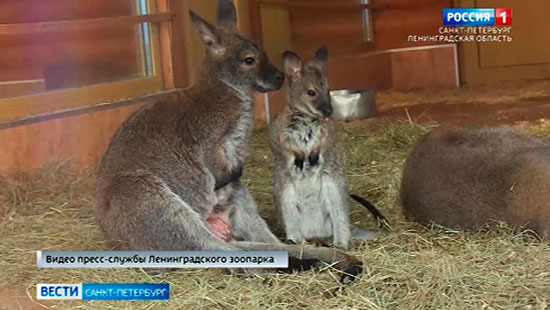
[
  {"left": 282, "top": 47, "right": 332, "bottom": 118},
  {"left": 189, "top": 0, "right": 284, "bottom": 94}
]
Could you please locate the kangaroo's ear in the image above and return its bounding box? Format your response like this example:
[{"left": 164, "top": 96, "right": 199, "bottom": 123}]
[
  {"left": 283, "top": 51, "right": 303, "bottom": 81},
  {"left": 217, "top": 0, "right": 236, "bottom": 29},
  {"left": 312, "top": 46, "right": 328, "bottom": 71},
  {"left": 189, "top": 10, "right": 226, "bottom": 56}
]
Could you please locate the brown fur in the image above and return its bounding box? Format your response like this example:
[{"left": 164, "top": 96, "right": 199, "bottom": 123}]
[{"left": 400, "top": 126, "right": 550, "bottom": 239}]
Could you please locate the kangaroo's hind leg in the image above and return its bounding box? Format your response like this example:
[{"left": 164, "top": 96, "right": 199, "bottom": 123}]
[
  {"left": 227, "top": 181, "right": 281, "bottom": 244},
  {"left": 95, "top": 173, "right": 236, "bottom": 251}
]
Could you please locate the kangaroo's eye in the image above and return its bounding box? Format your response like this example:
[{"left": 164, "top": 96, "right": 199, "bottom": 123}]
[
  {"left": 244, "top": 57, "right": 256, "bottom": 65},
  {"left": 307, "top": 90, "right": 316, "bottom": 97}
]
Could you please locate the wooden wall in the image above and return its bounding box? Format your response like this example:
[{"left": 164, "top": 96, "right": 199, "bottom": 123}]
[
  {"left": 390, "top": 46, "right": 457, "bottom": 90},
  {"left": 326, "top": 53, "right": 393, "bottom": 91},
  {"left": 0, "top": 103, "right": 143, "bottom": 174},
  {"left": 323, "top": 46, "right": 457, "bottom": 94},
  {"left": 289, "top": 0, "right": 452, "bottom": 58},
  {"left": 456, "top": 0, "right": 550, "bottom": 84}
]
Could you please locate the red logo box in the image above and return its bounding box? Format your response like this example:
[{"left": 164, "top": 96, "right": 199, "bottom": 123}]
[{"left": 495, "top": 8, "right": 512, "bottom": 26}]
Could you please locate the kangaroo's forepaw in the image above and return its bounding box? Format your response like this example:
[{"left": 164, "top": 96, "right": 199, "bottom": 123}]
[
  {"left": 308, "top": 152, "right": 319, "bottom": 166},
  {"left": 294, "top": 156, "right": 304, "bottom": 170}
]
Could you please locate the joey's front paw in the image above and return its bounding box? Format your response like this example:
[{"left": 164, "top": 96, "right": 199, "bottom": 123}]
[
  {"left": 308, "top": 152, "right": 319, "bottom": 166},
  {"left": 294, "top": 155, "right": 305, "bottom": 170}
]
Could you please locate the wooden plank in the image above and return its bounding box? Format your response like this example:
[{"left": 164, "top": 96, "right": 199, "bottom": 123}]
[
  {"left": 0, "top": 12, "right": 172, "bottom": 35},
  {"left": 0, "top": 0, "right": 135, "bottom": 24},
  {"left": 258, "top": 0, "right": 371, "bottom": 10},
  {"left": 156, "top": 0, "right": 189, "bottom": 89},
  {"left": 391, "top": 47, "right": 456, "bottom": 90},
  {"left": 0, "top": 76, "right": 163, "bottom": 122},
  {"left": 327, "top": 53, "right": 393, "bottom": 90},
  {"left": 158, "top": 0, "right": 176, "bottom": 89},
  {"left": 0, "top": 79, "right": 45, "bottom": 98},
  {"left": 259, "top": 0, "right": 293, "bottom": 120},
  {"left": 169, "top": 0, "right": 189, "bottom": 88},
  {"left": 246, "top": 0, "right": 264, "bottom": 44},
  {"left": 0, "top": 89, "right": 180, "bottom": 130},
  {"left": 260, "top": 0, "right": 447, "bottom": 11},
  {"left": 234, "top": 0, "right": 251, "bottom": 35},
  {"left": 370, "top": 0, "right": 452, "bottom": 11}
]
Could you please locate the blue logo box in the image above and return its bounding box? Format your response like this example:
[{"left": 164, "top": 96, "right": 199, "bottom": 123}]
[
  {"left": 443, "top": 8, "right": 495, "bottom": 26},
  {"left": 82, "top": 283, "right": 169, "bottom": 301}
]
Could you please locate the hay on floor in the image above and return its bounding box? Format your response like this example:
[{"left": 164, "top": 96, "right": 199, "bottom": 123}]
[{"left": 1, "top": 120, "right": 550, "bottom": 310}]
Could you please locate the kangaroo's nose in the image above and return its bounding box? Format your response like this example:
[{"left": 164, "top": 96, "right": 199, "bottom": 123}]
[
  {"left": 321, "top": 97, "right": 333, "bottom": 117},
  {"left": 322, "top": 105, "right": 333, "bottom": 117},
  {"left": 275, "top": 71, "right": 284, "bottom": 82}
]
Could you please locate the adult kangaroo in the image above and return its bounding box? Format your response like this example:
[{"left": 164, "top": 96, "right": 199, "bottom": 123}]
[{"left": 400, "top": 126, "right": 550, "bottom": 239}]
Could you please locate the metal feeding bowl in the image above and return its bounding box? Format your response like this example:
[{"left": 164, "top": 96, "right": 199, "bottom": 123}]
[{"left": 330, "top": 89, "right": 378, "bottom": 121}]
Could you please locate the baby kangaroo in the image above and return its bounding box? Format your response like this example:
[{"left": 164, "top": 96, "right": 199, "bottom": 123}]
[
  {"left": 269, "top": 48, "right": 389, "bottom": 249},
  {"left": 400, "top": 126, "right": 550, "bottom": 239},
  {"left": 94, "top": 1, "right": 362, "bottom": 278}
]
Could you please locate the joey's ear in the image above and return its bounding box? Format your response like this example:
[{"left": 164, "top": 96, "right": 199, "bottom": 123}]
[
  {"left": 282, "top": 51, "right": 303, "bottom": 81},
  {"left": 217, "top": 0, "right": 237, "bottom": 29},
  {"left": 189, "top": 10, "right": 225, "bottom": 56},
  {"left": 312, "top": 46, "right": 328, "bottom": 71}
]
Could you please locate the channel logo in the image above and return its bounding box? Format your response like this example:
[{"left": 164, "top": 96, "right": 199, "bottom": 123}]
[
  {"left": 443, "top": 8, "right": 512, "bottom": 26},
  {"left": 37, "top": 283, "right": 170, "bottom": 301},
  {"left": 37, "top": 284, "right": 81, "bottom": 300}
]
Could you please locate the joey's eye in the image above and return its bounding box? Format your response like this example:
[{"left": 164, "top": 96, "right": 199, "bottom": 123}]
[
  {"left": 307, "top": 90, "right": 316, "bottom": 97},
  {"left": 244, "top": 57, "right": 256, "bottom": 65}
]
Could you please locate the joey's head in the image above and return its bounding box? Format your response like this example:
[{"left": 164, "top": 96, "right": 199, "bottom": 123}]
[
  {"left": 189, "top": 0, "right": 284, "bottom": 94},
  {"left": 283, "top": 47, "right": 332, "bottom": 119}
]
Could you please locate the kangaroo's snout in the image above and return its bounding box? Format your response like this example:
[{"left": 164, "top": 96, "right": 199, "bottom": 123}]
[
  {"left": 257, "top": 63, "right": 284, "bottom": 93},
  {"left": 320, "top": 95, "right": 333, "bottom": 117},
  {"left": 275, "top": 71, "right": 284, "bottom": 83},
  {"left": 268, "top": 67, "right": 285, "bottom": 91},
  {"left": 321, "top": 105, "right": 333, "bottom": 117}
]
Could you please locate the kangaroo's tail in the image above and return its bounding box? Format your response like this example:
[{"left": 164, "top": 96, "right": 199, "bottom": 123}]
[{"left": 350, "top": 194, "right": 392, "bottom": 231}]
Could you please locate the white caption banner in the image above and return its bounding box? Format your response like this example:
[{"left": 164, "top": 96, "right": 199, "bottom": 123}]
[{"left": 36, "top": 250, "right": 288, "bottom": 268}]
